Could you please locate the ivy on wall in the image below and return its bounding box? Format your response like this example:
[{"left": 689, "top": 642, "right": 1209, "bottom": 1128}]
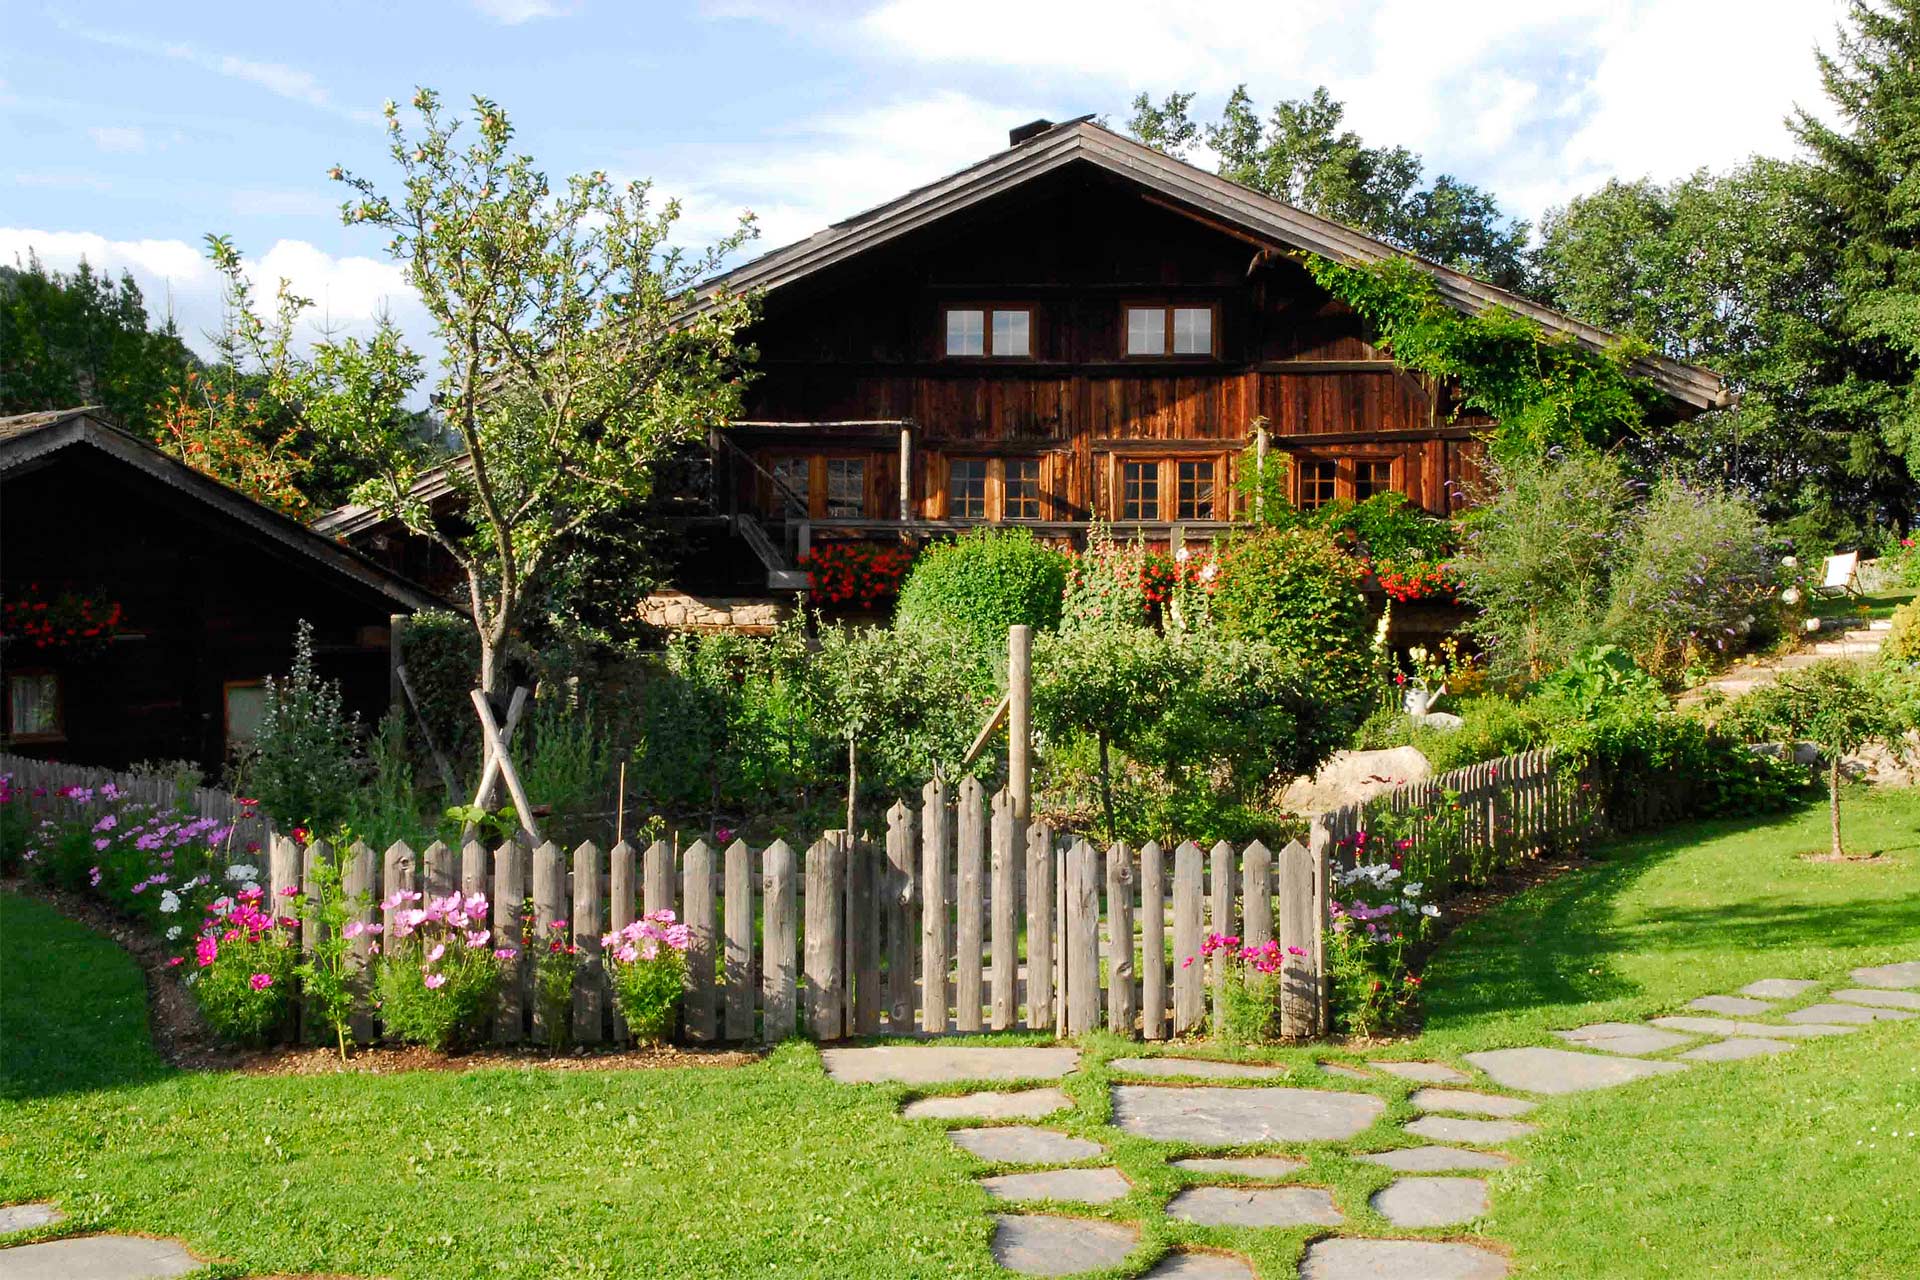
[{"left": 1305, "top": 254, "right": 1657, "bottom": 462}]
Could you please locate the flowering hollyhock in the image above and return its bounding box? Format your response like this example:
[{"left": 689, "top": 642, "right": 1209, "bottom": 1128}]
[{"left": 602, "top": 909, "right": 690, "bottom": 1044}]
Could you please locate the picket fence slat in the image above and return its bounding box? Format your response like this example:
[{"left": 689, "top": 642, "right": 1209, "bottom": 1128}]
[
  {"left": 683, "top": 840, "right": 717, "bottom": 1042},
  {"left": 573, "top": 842, "right": 605, "bottom": 1045},
  {"left": 1139, "top": 840, "right": 1166, "bottom": 1041},
  {"left": 919, "top": 781, "right": 950, "bottom": 1034},
  {"left": 1064, "top": 840, "right": 1100, "bottom": 1036},
  {"left": 884, "top": 804, "right": 917, "bottom": 1031},
  {"left": 531, "top": 842, "right": 566, "bottom": 1043},
  {"left": 724, "top": 839, "right": 756, "bottom": 1040},
  {"left": 989, "top": 789, "right": 1017, "bottom": 1031},
  {"left": 850, "top": 833, "right": 883, "bottom": 1037},
  {"left": 1278, "top": 839, "right": 1318, "bottom": 1038},
  {"left": 300, "top": 840, "right": 326, "bottom": 1045},
  {"left": 493, "top": 841, "right": 525, "bottom": 1043},
  {"left": 954, "top": 776, "right": 986, "bottom": 1033},
  {"left": 1024, "top": 821, "right": 1054, "bottom": 1032},
  {"left": 1105, "top": 842, "right": 1135, "bottom": 1035},
  {"left": 1209, "top": 841, "right": 1232, "bottom": 1031},
  {"left": 1172, "top": 841, "right": 1204, "bottom": 1034},
  {"left": 643, "top": 839, "right": 673, "bottom": 919},
  {"left": 763, "top": 840, "right": 797, "bottom": 1042},
  {"left": 343, "top": 840, "right": 376, "bottom": 1043},
  {"left": 804, "top": 838, "right": 843, "bottom": 1039}
]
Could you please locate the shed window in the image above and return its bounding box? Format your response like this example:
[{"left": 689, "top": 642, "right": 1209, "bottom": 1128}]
[
  {"left": 825, "top": 458, "right": 866, "bottom": 518},
  {"left": 1299, "top": 459, "right": 1338, "bottom": 510},
  {"left": 1005, "top": 458, "right": 1041, "bottom": 519},
  {"left": 1121, "top": 460, "right": 1160, "bottom": 520},
  {"left": 945, "top": 306, "right": 1032, "bottom": 358},
  {"left": 769, "top": 455, "right": 810, "bottom": 516},
  {"left": 949, "top": 458, "right": 989, "bottom": 518},
  {"left": 1172, "top": 307, "right": 1213, "bottom": 355},
  {"left": 1176, "top": 460, "right": 1216, "bottom": 520},
  {"left": 1354, "top": 459, "right": 1395, "bottom": 500},
  {"left": 225, "top": 681, "right": 268, "bottom": 747},
  {"left": 992, "top": 310, "right": 1031, "bottom": 358},
  {"left": 6, "top": 671, "right": 62, "bottom": 741},
  {"left": 945, "top": 308, "right": 985, "bottom": 356},
  {"left": 1124, "top": 304, "right": 1217, "bottom": 357}
]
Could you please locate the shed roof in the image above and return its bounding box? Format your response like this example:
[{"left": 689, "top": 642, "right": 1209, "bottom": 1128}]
[
  {"left": 692, "top": 118, "right": 1726, "bottom": 411},
  {"left": 0, "top": 408, "right": 443, "bottom": 612}
]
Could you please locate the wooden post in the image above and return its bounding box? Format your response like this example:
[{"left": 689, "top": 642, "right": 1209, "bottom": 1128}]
[
  {"left": 1105, "top": 842, "right": 1135, "bottom": 1036},
  {"left": 572, "top": 842, "right": 604, "bottom": 1045},
  {"left": 1008, "top": 625, "right": 1033, "bottom": 821},
  {"left": 849, "top": 831, "right": 883, "bottom": 1037},
  {"left": 883, "top": 802, "right": 918, "bottom": 1031},
  {"left": 954, "top": 776, "right": 986, "bottom": 1032},
  {"left": 1024, "top": 820, "right": 1055, "bottom": 1032},
  {"left": 1254, "top": 419, "right": 1271, "bottom": 520},
  {"left": 388, "top": 613, "right": 407, "bottom": 714},
  {"left": 803, "top": 837, "right": 844, "bottom": 1040},
  {"left": 471, "top": 688, "right": 541, "bottom": 843},
  {"left": 683, "top": 839, "right": 717, "bottom": 1042},
  {"left": 989, "top": 788, "right": 1017, "bottom": 1030},
  {"left": 763, "top": 840, "right": 797, "bottom": 1042},
  {"left": 1172, "top": 841, "right": 1204, "bottom": 1034},
  {"left": 898, "top": 422, "right": 913, "bottom": 522},
  {"left": 1209, "top": 841, "right": 1233, "bottom": 1033},
  {"left": 1064, "top": 839, "right": 1100, "bottom": 1037},
  {"left": 493, "top": 840, "right": 525, "bottom": 1043},
  {"left": 1140, "top": 840, "right": 1166, "bottom": 1041},
  {"left": 343, "top": 840, "right": 376, "bottom": 1044},
  {"left": 724, "top": 839, "right": 756, "bottom": 1041},
  {"left": 1242, "top": 840, "right": 1273, "bottom": 948},
  {"left": 920, "top": 780, "right": 950, "bottom": 1034},
  {"left": 1278, "top": 838, "right": 1319, "bottom": 1039},
  {"left": 468, "top": 686, "right": 530, "bottom": 814},
  {"left": 531, "top": 841, "right": 566, "bottom": 1044},
  {"left": 423, "top": 840, "right": 454, "bottom": 898},
  {"left": 643, "top": 839, "right": 674, "bottom": 920}
]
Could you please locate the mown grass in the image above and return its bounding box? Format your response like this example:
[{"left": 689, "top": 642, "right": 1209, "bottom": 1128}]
[{"left": 3, "top": 788, "right": 1918, "bottom": 1277}]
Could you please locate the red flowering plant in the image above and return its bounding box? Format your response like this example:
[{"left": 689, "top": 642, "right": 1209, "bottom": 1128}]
[
  {"left": 1372, "top": 558, "right": 1459, "bottom": 603},
  {"left": 186, "top": 886, "right": 299, "bottom": 1045},
  {"left": 523, "top": 902, "right": 584, "bottom": 1049},
  {"left": 1, "top": 584, "right": 124, "bottom": 657},
  {"left": 800, "top": 542, "right": 916, "bottom": 610}
]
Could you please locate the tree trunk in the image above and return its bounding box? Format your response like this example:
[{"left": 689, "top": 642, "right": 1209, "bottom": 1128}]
[
  {"left": 1829, "top": 753, "right": 1843, "bottom": 858},
  {"left": 1097, "top": 733, "right": 1116, "bottom": 845}
]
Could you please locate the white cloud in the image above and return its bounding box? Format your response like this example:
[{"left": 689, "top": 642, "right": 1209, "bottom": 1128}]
[
  {"left": 88, "top": 125, "right": 148, "bottom": 153},
  {"left": 473, "top": 0, "right": 578, "bottom": 22}
]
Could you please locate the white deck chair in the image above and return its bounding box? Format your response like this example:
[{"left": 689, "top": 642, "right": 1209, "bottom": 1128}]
[{"left": 1812, "top": 550, "right": 1861, "bottom": 598}]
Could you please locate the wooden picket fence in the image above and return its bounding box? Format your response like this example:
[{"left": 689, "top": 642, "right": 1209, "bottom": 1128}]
[{"left": 0, "top": 752, "right": 273, "bottom": 849}]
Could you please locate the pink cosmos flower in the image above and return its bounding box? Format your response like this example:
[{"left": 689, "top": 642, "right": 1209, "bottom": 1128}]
[
  {"left": 196, "top": 935, "right": 218, "bottom": 967},
  {"left": 88, "top": 866, "right": 102, "bottom": 887},
  {"left": 464, "top": 929, "right": 490, "bottom": 949},
  {"left": 423, "top": 973, "right": 448, "bottom": 990},
  {"left": 249, "top": 973, "right": 274, "bottom": 990},
  {"left": 167, "top": 956, "right": 184, "bottom": 967},
  {"left": 492, "top": 947, "right": 518, "bottom": 961},
  {"left": 425, "top": 943, "right": 446, "bottom": 964},
  {"left": 93, "top": 838, "right": 110, "bottom": 852}
]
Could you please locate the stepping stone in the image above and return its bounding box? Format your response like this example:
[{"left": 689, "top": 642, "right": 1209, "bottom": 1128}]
[
  {"left": 1320, "top": 1062, "right": 1372, "bottom": 1081},
  {"left": 1834, "top": 988, "right": 1920, "bottom": 1010},
  {"left": 1407, "top": 1088, "right": 1537, "bottom": 1118},
  {"left": 1172, "top": 1155, "right": 1305, "bottom": 1178},
  {"left": 1144, "top": 1253, "right": 1256, "bottom": 1280},
  {"left": 1110, "top": 1085, "right": 1385, "bottom": 1144},
  {"left": 1370, "top": 1176, "right": 1491, "bottom": 1227},
  {"left": 980, "top": 1168, "right": 1131, "bottom": 1204},
  {"left": 1167, "top": 1185, "right": 1344, "bottom": 1228},
  {"left": 991, "top": 1214, "right": 1138, "bottom": 1276},
  {"left": 1678, "top": 1037, "right": 1794, "bottom": 1063},
  {"left": 1358, "top": 1146, "right": 1513, "bottom": 1172},
  {"left": 1554, "top": 1023, "right": 1695, "bottom": 1056},
  {"left": 1372, "top": 1060, "right": 1469, "bottom": 1083},
  {"left": 1110, "top": 1057, "right": 1287, "bottom": 1080},
  {"left": 820, "top": 1045, "right": 1078, "bottom": 1084},
  {"left": 1739, "top": 978, "right": 1820, "bottom": 998},
  {"left": 1784, "top": 1002, "right": 1915, "bottom": 1024},
  {"left": 1404, "top": 1116, "right": 1537, "bottom": 1144},
  {"left": 1651, "top": 1016, "right": 1857, "bottom": 1039},
  {"left": 0, "top": 1236, "right": 200, "bottom": 1279},
  {"left": 949, "top": 1126, "right": 1104, "bottom": 1163},
  {"left": 0, "top": 1204, "right": 61, "bottom": 1233},
  {"left": 1464, "top": 1047, "right": 1689, "bottom": 1095},
  {"left": 902, "top": 1088, "right": 1072, "bottom": 1120},
  {"left": 1851, "top": 961, "right": 1920, "bottom": 989},
  {"left": 1299, "top": 1238, "right": 1509, "bottom": 1279},
  {"left": 1688, "top": 995, "right": 1775, "bottom": 1015}
]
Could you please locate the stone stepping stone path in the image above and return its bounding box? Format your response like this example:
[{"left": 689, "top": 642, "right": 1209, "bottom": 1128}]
[
  {"left": 821, "top": 1045, "right": 1079, "bottom": 1084},
  {"left": 1651, "top": 1015, "right": 1856, "bottom": 1039},
  {"left": 1404, "top": 1115, "right": 1538, "bottom": 1144},
  {"left": 1358, "top": 1146, "right": 1513, "bottom": 1172},
  {"left": 0, "top": 1236, "right": 201, "bottom": 1279},
  {"left": 1688, "top": 995, "right": 1776, "bottom": 1016},
  {"left": 1111, "top": 1084, "right": 1385, "bottom": 1144},
  {"left": 1319, "top": 1062, "right": 1372, "bottom": 1081},
  {"left": 1171, "top": 1155, "right": 1305, "bottom": 1178},
  {"left": 1852, "top": 961, "right": 1920, "bottom": 988},
  {"left": 903, "top": 1088, "right": 1072, "bottom": 1121},
  {"left": 1371, "top": 1060, "right": 1469, "bottom": 1083},
  {"left": 1834, "top": 987, "right": 1920, "bottom": 1010},
  {"left": 1166, "top": 1186, "right": 1343, "bottom": 1228},
  {"left": 991, "top": 1214, "right": 1138, "bottom": 1276},
  {"left": 980, "top": 1168, "right": 1131, "bottom": 1204},
  {"left": 1677, "top": 1037, "right": 1794, "bottom": 1063},
  {"left": 1370, "top": 1175, "right": 1491, "bottom": 1227},
  {"left": 1407, "top": 1088, "right": 1537, "bottom": 1118},
  {"left": 1465, "top": 1047, "right": 1688, "bottom": 1095},
  {"left": 1785, "top": 1002, "right": 1914, "bottom": 1025},
  {"left": 1110, "top": 1057, "right": 1287, "bottom": 1080},
  {"left": 1299, "top": 1239, "right": 1509, "bottom": 1279},
  {"left": 1553, "top": 1022, "right": 1696, "bottom": 1056},
  {"left": 1143, "top": 1252, "right": 1255, "bottom": 1279},
  {"left": 1740, "top": 978, "right": 1820, "bottom": 998},
  {"left": 949, "top": 1126, "right": 1104, "bottom": 1163},
  {"left": 0, "top": 1204, "right": 62, "bottom": 1233}
]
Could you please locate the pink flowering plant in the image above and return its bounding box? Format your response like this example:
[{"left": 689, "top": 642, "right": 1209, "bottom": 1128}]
[
  {"left": 602, "top": 910, "right": 690, "bottom": 1045},
  {"left": 188, "top": 887, "right": 299, "bottom": 1044},
  {"left": 1324, "top": 826, "right": 1438, "bottom": 1037},
  {"left": 374, "top": 888, "right": 504, "bottom": 1051},
  {"left": 1192, "top": 932, "right": 1310, "bottom": 1044}
]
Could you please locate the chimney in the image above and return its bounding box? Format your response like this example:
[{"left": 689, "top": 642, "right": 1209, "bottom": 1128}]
[{"left": 1008, "top": 118, "right": 1055, "bottom": 147}]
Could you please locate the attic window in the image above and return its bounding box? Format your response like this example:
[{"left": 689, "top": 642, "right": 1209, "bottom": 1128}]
[
  {"left": 1124, "top": 304, "right": 1217, "bottom": 357},
  {"left": 945, "top": 306, "right": 1032, "bottom": 358}
]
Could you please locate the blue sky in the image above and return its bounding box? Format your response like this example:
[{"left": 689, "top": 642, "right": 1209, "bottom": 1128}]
[{"left": 3, "top": 0, "right": 1851, "bottom": 366}]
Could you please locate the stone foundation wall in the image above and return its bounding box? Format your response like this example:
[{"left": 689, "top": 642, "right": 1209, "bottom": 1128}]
[{"left": 637, "top": 592, "right": 791, "bottom": 634}]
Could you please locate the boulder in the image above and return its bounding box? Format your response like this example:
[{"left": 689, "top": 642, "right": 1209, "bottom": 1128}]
[
  {"left": 1412, "top": 711, "right": 1465, "bottom": 732},
  {"left": 1280, "top": 746, "right": 1432, "bottom": 816}
]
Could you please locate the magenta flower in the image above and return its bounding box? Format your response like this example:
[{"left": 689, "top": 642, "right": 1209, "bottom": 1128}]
[{"left": 249, "top": 973, "right": 274, "bottom": 991}]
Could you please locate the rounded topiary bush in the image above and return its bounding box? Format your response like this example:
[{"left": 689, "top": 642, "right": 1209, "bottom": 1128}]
[
  {"left": 1210, "top": 525, "right": 1375, "bottom": 711},
  {"left": 894, "top": 528, "right": 1069, "bottom": 656}
]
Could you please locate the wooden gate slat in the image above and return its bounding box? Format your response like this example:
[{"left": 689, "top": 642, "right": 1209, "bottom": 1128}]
[
  {"left": 724, "top": 839, "right": 756, "bottom": 1041},
  {"left": 572, "top": 842, "right": 605, "bottom": 1045},
  {"left": 492, "top": 840, "right": 525, "bottom": 1043},
  {"left": 683, "top": 839, "right": 717, "bottom": 1042},
  {"left": 1139, "top": 840, "right": 1166, "bottom": 1040},
  {"left": 989, "top": 788, "right": 1017, "bottom": 1031},
  {"left": 1024, "top": 820, "right": 1055, "bottom": 1032},
  {"left": 954, "top": 776, "right": 986, "bottom": 1033},
  {"left": 1172, "top": 841, "right": 1204, "bottom": 1034},
  {"left": 762, "top": 840, "right": 797, "bottom": 1042},
  {"left": 1105, "top": 842, "right": 1135, "bottom": 1035},
  {"left": 804, "top": 837, "right": 844, "bottom": 1040},
  {"left": 919, "top": 780, "right": 950, "bottom": 1034},
  {"left": 883, "top": 803, "right": 917, "bottom": 1031},
  {"left": 1064, "top": 839, "right": 1100, "bottom": 1036}
]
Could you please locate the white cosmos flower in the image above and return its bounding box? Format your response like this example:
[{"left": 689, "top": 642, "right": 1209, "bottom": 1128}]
[
  {"left": 1420, "top": 904, "right": 1441, "bottom": 918},
  {"left": 159, "top": 891, "right": 181, "bottom": 914},
  {"left": 166, "top": 926, "right": 182, "bottom": 941},
  {"left": 226, "top": 863, "right": 259, "bottom": 882}
]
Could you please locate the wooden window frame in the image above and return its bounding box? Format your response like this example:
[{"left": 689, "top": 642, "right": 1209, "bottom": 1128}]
[
  {"left": 5, "top": 669, "right": 65, "bottom": 744},
  {"left": 947, "top": 457, "right": 990, "bottom": 520},
  {"left": 1003, "top": 457, "right": 1043, "bottom": 521},
  {"left": 1296, "top": 456, "right": 1339, "bottom": 511},
  {"left": 1352, "top": 456, "right": 1398, "bottom": 502},
  {"left": 223, "top": 678, "right": 267, "bottom": 750},
  {"left": 1293, "top": 453, "right": 1401, "bottom": 508},
  {"left": 1105, "top": 453, "right": 1230, "bottom": 522},
  {"left": 823, "top": 457, "right": 867, "bottom": 519},
  {"left": 939, "top": 454, "right": 1050, "bottom": 521},
  {"left": 1119, "top": 300, "right": 1220, "bottom": 360},
  {"left": 1119, "top": 458, "right": 1161, "bottom": 521},
  {"left": 1175, "top": 458, "right": 1219, "bottom": 521},
  {"left": 762, "top": 451, "right": 881, "bottom": 520},
  {"left": 941, "top": 304, "right": 1037, "bottom": 361}
]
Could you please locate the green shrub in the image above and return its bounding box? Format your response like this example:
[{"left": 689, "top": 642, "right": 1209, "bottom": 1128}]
[
  {"left": 1886, "top": 600, "right": 1920, "bottom": 666},
  {"left": 1211, "top": 525, "right": 1375, "bottom": 713},
  {"left": 401, "top": 609, "right": 486, "bottom": 771},
  {"left": 1408, "top": 695, "right": 1550, "bottom": 773},
  {"left": 233, "top": 620, "right": 361, "bottom": 829},
  {"left": 521, "top": 691, "right": 614, "bottom": 825},
  {"left": 1311, "top": 492, "right": 1454, "bottom": 563},
  {"left": 894, "top": 528, "right": 1068, "bottom": 657},
  {"left": 375, "top": 937, "right": 502, "bottom": 1053}
]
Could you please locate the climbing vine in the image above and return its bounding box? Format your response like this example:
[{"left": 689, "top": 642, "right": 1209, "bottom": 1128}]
[{"left": 1305, "top": 255, "right": 1656, "bottom": 461}]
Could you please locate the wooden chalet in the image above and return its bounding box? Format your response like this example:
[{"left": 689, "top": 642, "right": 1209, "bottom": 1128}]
[{"left": 0, "top": 409, "right": 440, "bottom": 773}]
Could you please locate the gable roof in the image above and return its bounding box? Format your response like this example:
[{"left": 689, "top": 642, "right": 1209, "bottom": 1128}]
[
  {"left": 0, "top": 408, "right": 443, "bottom": 612},
  {"left": 692, "top": 118, "right": 1727, "bottom": 411}
]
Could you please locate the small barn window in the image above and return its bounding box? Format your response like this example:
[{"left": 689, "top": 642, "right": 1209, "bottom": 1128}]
[
  {"left": 1299, "top": 459, "right": 1338, "bottom": 510},
  {"left": 1121, "top": 460, "right": 1160, "bottom": 520},
  {"left": 992, "top": 309, "right": 1031, "bottom": 357},
  {"left": 1005, "top": 458, "right": 1041, "bottom": 519},
  {"left": 224, "top": 681, "right": 268, "bottom": 747},
  {"left": 946, "top": 306, "right": 1032, "bottom": 358},
  {"left": 6, "top": 671, "right": 62, "bottom": 741},
  {"left": 1172, "top": 307, "right": 1213, "bottom": 355},
  {"left": 825, "top": 459, "right": 866, "bottom": 518},
  {"left": 1124, "top": 307, "right": 1166, "bottom": 356},
  {"left": 769, "top": 455, "right": 810, "bottom": 516},
  {"left": 1355, "top": 459, "right": 1395, "bottom": 500},
  {"left": 949, "top": 458, "right": 989, "bottom": 518},
  {"left": 1124, "top": 304, "right": 1218, "bottom": 357},
  {"left": 1176, "top": 460, "right": 1216, "bottom": 519},
  {"left": 945, "top": 308, "right": 985, "bottom": 356}
]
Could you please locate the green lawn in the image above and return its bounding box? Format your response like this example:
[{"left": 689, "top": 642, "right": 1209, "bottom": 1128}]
[
  {"left": 1810, "top": 585, "right": 1914, "bottom": 623},
  {"left": 3, "top": 789, "right": 1919, "bottom": 1278}
]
